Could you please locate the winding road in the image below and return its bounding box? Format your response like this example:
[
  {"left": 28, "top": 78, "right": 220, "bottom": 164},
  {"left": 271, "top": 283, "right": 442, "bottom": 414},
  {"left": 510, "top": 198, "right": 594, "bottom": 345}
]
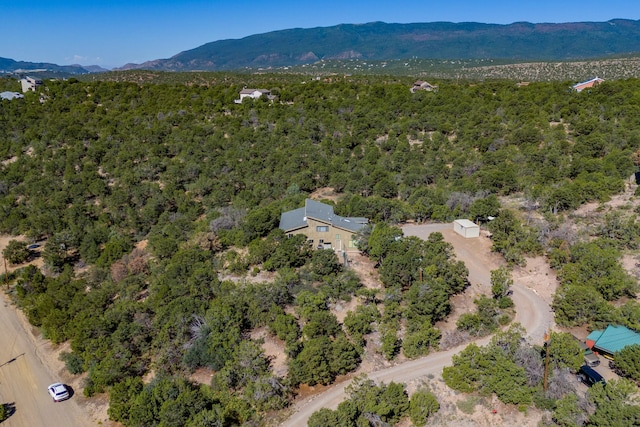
[{"left": 281, "top": 223, "right": 554, "bottom": 426}]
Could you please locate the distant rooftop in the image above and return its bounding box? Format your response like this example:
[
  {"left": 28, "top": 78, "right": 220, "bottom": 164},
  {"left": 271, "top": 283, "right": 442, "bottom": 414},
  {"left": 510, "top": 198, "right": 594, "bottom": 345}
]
[
  {"left": 572, "top": 77, "right": 604, "bottom": 92},
  {"left": 0, "top": 91, "right": 24, "bottom": 100}
]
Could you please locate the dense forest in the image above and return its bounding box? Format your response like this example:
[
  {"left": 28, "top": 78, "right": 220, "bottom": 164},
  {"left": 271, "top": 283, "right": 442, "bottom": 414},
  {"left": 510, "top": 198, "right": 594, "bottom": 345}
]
[{"left": 1, "top": 73, "right": 640, "bottom": 426}]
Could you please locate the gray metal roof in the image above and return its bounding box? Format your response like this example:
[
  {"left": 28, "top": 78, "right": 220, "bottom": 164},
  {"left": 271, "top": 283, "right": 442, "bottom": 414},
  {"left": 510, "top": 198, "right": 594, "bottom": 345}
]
[
  {"left": 279, "top": 199, "right": 368, "bottom": 233},
  {"left": 239, "top": 88, "right": 271, "bottom": 95},
  {"left": 1, "top": 91, "right": 24, "bottom": 100},
  {"left": 279, "top": 206, "right": 307, "bottom": 231}
]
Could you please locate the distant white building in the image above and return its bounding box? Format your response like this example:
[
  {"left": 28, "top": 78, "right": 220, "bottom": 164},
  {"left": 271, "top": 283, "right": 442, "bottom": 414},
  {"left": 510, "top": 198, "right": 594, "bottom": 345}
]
[
  {"left": 20, "top": 76, "right": 43, "bottom": 92},
  {"left": 234, "top": 88, "right": 275, "bottom": 103},
  {"left": 410, "top": 80, "right": 438, "bottom": 93},
  {"left": 0, "top": 91, "right": 24, "bottom": 100}
]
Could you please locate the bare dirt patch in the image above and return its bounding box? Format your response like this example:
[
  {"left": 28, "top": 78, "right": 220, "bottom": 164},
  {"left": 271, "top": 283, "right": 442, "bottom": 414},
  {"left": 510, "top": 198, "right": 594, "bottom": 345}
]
[
  {"left": 346, "top": 251, "right": 382, "bottom": 290},
  {"left": 0, "top": 234, "right": 44, "bottom": 274},
  {"left": 251, "top": 327, "right": 289, "bottom": 377},
  {"left": 512, "top": 256, "right": 559, "bottom": 307},
  {"left": 190, "top": 367, "right": 214, "bottom": 385},
  {"left": 330, "top": 298, "right": 359, "bottom": 324},
  {"left": 309, "top": 187, "right": 340, "bottom": 203},
  {"left": 1, "top": 155, "right": 18, "bottom": 166},
  {"left": 218, "top": 268, "right": 278, "bottom": 285}
]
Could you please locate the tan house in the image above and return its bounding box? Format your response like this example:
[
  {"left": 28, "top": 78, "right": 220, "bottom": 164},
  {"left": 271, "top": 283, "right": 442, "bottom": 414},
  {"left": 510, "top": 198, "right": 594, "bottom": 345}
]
[
  {"left": 279, "top": 199, "right": 368, "bottom": 252},
  {"left": 234, "top": 88, "right": 276, "bottom": 103},
  {"left": 20, "top": 76, "right": 43, "bottom": 93}
]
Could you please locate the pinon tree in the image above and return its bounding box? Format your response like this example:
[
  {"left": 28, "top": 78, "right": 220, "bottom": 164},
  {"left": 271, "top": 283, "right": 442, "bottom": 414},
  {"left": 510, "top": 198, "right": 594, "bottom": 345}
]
[
  {"left": 2, "top": 239, "right": 30, "bottom": 264},
  {"left": 614, "top": 344, "right": 640, "bottom": 382}
]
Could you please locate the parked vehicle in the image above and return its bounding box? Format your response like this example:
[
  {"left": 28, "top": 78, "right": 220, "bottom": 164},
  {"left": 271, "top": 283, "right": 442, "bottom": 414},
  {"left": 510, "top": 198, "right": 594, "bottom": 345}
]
[
  {"left": 584, "top": 349, "right": 600, "bottom": 367},
  {"left": 577, "top": 365, "right": 605, "bottom": 387},
  {"left": 47, "top": 383, "right": 70, "bottom": 402}
]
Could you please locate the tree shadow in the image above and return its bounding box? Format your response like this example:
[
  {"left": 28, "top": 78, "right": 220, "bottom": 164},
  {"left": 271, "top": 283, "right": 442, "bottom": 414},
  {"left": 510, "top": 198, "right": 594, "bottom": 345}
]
[{"left": 1, "top": 402, "right": 16, "bottom": 422}]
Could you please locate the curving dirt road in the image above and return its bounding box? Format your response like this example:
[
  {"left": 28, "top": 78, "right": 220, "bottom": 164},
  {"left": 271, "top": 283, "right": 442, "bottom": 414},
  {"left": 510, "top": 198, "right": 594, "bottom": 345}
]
[
  {"left": 0, "top": 290, "right": 93, "bottom": 427},
  {"left": 281, "top": 223, "right": 555, "bottom": 427},
  {"left": 0, "top": 223, "right": 554, "bottom": 427}
]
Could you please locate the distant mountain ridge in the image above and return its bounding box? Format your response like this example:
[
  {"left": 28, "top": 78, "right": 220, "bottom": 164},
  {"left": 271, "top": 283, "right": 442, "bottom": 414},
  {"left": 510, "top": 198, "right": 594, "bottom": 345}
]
[
  {"left": 118, "top": 19, "right": 640, "bottom": 71},
  {"left": 0, "top": 57, "right": 92, "bottom": 74},
  {"left": 5, "top": 19, "right": 640, "bottom": 74}
]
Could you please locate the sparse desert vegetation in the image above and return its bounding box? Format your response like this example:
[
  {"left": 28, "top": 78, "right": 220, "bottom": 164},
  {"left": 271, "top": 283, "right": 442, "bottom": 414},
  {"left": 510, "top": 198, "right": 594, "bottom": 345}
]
[{"left": 1, "top": 69, "right": 640, "bottom": 426}]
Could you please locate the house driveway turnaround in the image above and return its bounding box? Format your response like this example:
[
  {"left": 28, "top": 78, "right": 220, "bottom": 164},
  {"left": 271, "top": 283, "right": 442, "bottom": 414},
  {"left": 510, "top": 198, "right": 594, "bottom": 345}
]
[{"left": 281, "top": 223, "right": 554, "bottom": 427}]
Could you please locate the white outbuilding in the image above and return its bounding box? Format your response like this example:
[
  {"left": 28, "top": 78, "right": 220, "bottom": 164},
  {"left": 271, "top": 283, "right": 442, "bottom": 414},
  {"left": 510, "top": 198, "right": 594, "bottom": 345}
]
[{"left": 453, "top": 219, "right": 479, "bottom": 238}]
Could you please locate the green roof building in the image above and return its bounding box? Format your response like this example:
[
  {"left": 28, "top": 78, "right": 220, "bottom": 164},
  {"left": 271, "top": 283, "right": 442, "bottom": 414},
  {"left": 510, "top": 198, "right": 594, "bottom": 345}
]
[{"left": 586, "top": 325, "right": 640, "bottom": 358}]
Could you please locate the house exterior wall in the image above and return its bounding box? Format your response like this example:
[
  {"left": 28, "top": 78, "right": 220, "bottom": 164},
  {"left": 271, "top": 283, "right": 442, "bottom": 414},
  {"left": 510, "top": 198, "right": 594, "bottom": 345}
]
[
  {"left": 453, "top": 219, "right": 480, "bottom": 238},
  {"left": 240, "top": 92, "right": 259, "bottom": 101},
  {"left": 20, "top": 77, "right": 42, "bottom": 93},
  {"left": 291, "top": 217, "right": 358, "bottom": 251}
]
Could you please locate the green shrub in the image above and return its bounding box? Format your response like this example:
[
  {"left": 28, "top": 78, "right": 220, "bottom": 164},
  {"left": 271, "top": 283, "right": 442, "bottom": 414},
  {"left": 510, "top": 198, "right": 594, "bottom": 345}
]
[
  {"left": 380, "top": 328, "right": 401, "bottom": 360},
  {"left": 409, "top": 389, "right": 440, "bottom": 426},
  {"left": 60, "top": 351, "right": 85, "bottom": 375},
  {"left": 3, "top": 239, "right": 30, "bottom": 264},
  {"left": 614, "top": 344, "right": 640, "bottom": 382},
  {"left": 498, "top": 296, "right": 514, "bottom": 309},
  {"left": 402, "top": 322, "right": 441, "bottom": 359}
]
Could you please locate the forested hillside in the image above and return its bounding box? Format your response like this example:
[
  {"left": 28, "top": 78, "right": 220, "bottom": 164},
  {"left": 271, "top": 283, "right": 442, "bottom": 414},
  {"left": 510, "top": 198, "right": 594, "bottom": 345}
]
[{"left": 1, "top": 73, "right": 640, "bottom": 426}]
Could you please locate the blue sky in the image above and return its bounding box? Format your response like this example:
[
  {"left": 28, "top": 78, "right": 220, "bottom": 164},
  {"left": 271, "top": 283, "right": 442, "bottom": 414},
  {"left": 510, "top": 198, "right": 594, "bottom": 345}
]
[{"left": 3, "top": 0, "right": 639, "bottom": 69}]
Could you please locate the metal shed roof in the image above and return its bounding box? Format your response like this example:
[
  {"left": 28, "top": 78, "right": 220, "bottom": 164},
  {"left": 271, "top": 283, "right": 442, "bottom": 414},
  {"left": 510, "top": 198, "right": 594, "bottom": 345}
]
[
  {"left": 454, "top": 219, "right": 478, "bottom": 228},
  {"left": 588, "top": 325, "right": 640, "bottom": 355}
]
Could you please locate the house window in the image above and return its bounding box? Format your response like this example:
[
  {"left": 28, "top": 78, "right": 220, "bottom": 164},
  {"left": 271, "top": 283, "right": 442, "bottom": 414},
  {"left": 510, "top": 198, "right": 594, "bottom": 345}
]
[
  {"left": 316, "top": 226, "right": 329, "bottom": 232},
  {"left": 287, "top": 234, "right": 293, "bottom": 238},
  {"left": 335, "top": 234, "right": 340, "bottom": 240},
  {"left": 349, "top": 240, "right": 356, "bottom": 248}
]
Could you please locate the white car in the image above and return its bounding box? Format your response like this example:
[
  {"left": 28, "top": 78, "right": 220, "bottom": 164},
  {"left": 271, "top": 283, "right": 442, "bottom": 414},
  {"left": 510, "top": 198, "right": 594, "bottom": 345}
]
[{"left": 47, "top": 383, "right": 70, "bottom": 402}]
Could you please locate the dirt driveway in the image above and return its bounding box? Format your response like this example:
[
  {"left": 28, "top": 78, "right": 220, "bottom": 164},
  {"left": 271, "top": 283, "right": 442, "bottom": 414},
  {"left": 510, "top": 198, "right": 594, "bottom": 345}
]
[
  {"left": 403, "top": 223, "right": 556, "bottom": 344},
  {"left": 281, "top": 223, "right": 556, "bottom": 427}
]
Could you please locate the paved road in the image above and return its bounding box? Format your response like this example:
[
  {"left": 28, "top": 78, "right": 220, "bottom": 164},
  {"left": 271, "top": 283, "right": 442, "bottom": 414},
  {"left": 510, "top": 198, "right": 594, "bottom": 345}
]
[
  {"left": 0, "top": 290, "right": 93, "bottom": 427},
  {"left": 282, "top": 223, "right": 554, "bottom": 426}
]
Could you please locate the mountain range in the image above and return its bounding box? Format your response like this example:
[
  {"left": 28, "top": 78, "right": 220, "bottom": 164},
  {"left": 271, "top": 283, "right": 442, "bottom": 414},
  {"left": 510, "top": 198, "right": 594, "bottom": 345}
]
[
  {"left": 0, "top": 57, "right": 108, "bottom": 75},
  {"left": 118, "top": 19, "right": 640, "bottom": 71},
  {"left": 4, "top": 19, "right": 640, "bottom": 74}
]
